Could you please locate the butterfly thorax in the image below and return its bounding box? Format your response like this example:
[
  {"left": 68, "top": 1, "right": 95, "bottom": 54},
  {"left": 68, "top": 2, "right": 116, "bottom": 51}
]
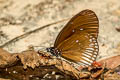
[{"left": 46, "top": 47, "right": 61, "bottom": 57}]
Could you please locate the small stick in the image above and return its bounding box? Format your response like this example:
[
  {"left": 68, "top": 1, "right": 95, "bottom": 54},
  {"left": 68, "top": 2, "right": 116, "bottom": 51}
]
[{"left": 0, "top": 18, "right": 70, "bottom": 48}]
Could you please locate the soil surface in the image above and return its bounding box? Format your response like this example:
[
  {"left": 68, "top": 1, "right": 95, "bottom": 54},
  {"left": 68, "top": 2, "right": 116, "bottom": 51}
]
[{"left": 0, "top": 0, "right": 120, "bottom": 62}]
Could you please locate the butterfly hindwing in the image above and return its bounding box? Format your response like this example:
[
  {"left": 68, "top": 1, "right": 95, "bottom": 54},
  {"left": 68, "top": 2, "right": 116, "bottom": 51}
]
[{"left": 57, "top": 30, "right": 98, "bottom": 65}]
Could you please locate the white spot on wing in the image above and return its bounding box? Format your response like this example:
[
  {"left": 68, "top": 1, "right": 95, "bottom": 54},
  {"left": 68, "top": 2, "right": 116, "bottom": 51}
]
[
  {"left": 5, "top": 68, "right": 7, "bottom": 71},
  {"left": 84, "top": 52, "right": 92, "bottom": 56},
  {"left": 82, "top": 53, "right": 91, "bottom": 58},
  {"left": 92, "top": 38, "right": 95, "bottom": 40},
  {"left": 93, "top": 55, "right": 97, "bottom": 57},
  {"left": 88, "top": 13, "right": 94, "bottom": 16},
  {"left": 89, "top": 39, "right": 92, "bottom": 42},
  {"left": 77, "top": 62, "right": 85, "bottom": 65},
  {"left": 94, "top": 52, "right": 98, "bottom": 54},
  {"left": 85, "top": 49, "right": 93, "bottom": 53},
  {"left": 86, "top": 48, "right": 94, "bottom": 50},
  {"left": 96, "top": 49, "right": 98, "bottom": 51},
  {"left": 13, "top": 71, "right": 18, "bottom": 74},
  {"left": 95, "top": 43, "right": 98, "bottom": 45},
  {"left": 72, "top": 29, "right": 75, "bottom": 32},
  {"left": 76, "top": 40, "right": 79, "bottom": 43},
  {"left": 80, "top": 60, "right": 91, "bottom": 65},
  {"left": 95, "top": 46, "right": 98, "bottom": 48},
  {"left": 89, "top": 43, "right": 94, "bottom": 47},
  {"left": 80, "top": 28, "right": 83, "bottom": 30},
  {"left": 90, "top": 36, "right": 93, "bottom": 38},
  {"left": 82, "top": 56, "right": 93, "bottom": 63}
]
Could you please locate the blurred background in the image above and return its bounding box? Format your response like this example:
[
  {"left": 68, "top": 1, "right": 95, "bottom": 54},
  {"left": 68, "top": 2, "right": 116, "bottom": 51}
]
[{"left": 0, "top": 0, "right": 120, "bottom": 61}]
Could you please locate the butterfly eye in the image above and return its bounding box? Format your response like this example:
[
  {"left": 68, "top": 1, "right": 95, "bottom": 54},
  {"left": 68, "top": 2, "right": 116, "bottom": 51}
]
[{"left": 47, "top": 9, "right": 99, "bottom": 66}]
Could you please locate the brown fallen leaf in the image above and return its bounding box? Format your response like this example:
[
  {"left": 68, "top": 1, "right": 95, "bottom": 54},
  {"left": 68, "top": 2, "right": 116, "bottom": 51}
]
[
  {"left": 98, "top": 55, "right": 120, "bottom": 69},
  {"left": 0, "top": 48, "right": 18, "bottom": 68}
]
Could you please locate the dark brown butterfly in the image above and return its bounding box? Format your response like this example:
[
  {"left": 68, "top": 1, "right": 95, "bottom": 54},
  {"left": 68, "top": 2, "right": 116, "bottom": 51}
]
[{"left": 47, "top": 9, "right": 99, "bottom": 66}]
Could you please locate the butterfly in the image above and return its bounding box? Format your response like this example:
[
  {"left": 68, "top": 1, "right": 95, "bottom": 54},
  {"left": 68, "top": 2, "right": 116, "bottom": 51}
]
[{"left": 47, "top": 9, "right": 99, "bottom": 66}]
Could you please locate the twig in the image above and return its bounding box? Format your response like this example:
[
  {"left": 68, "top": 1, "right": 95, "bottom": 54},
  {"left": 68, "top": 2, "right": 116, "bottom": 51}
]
[{"left": 0, "top": 18, "right": 70, "bottom": 48}]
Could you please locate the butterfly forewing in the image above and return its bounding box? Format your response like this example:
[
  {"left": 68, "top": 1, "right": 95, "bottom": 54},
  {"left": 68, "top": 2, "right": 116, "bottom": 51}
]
[
  {"left": 54, "top": 9, "right": 99, "bottom": 66},
  {"left": 54, "top": 10, "right": 99, "bottom": 47}
]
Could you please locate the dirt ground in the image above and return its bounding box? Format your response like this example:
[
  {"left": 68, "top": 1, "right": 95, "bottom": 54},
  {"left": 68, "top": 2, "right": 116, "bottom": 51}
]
[{"left": 0, "top": 0, "right": 120, "bottom": 61}]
